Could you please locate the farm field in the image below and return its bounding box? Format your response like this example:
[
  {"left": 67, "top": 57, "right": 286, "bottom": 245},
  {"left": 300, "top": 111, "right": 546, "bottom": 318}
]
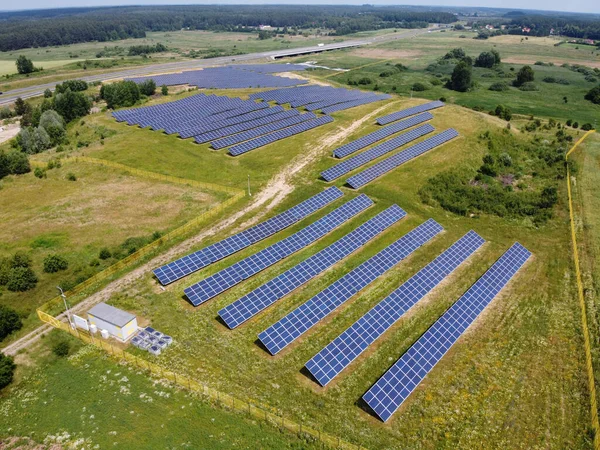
[{"left": 24, "top": 89, "right": 587, "bottom": 448}]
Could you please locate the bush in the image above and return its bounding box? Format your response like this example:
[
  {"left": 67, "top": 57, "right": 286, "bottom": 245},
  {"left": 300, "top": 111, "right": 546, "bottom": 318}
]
[
  {"left": 55, "top": 80, "right": 88, "bottom": 93},
  {"left": 6, "top": 266, "right": 38, "bottom": 292},
  {"left": 357, "top": 77, "right": 372, "bottom": 85},
  {"left": 448, "top": 60, "right": 472, "bottom": 92},
  {"left": 0, "top": 151, "right": 30, "bottom": 180},
  {"left": 43, "top": 254, "right": 69, "bottom": 273},
  {"left": 44, "top": 88, "right": 53, "bottom": 98},
  {"left": 52, "top": 340, "right": 70, "bottom": 357},
  {"left": 39, "top": 110, "right": 66, "bottom": 145},
  {"left": 0, "top": 353, "right": 16, "bottom": 390},
  {"left": 100, "top": 80, "right": 141, "bottom": 109},
  {"left": 474, "top": 51, "right": 496, "bottom": 68},
  {"left": 581, "top": 123, "right": 594, "bottom": 131},
  {"left": 0, "top": 305, "right": 22, "bottom": 341},
  {"left": 379, "top": 70, "right": 395, "bottom": 78},
  {"left": 518, "top": 82, "right": 539, "bottom": 91},
  {"left": 573, "top": 122, "right": 579, "bottom": 129},
  {"left": 411, "top": 82, "right": 428, "bottom": 91},
  {"left": 489, "top": 82, "right": 509, "bottom": 91},
  {"left": 161, "top": 85, "right": 169, "bottom": 96},
  {"left": 429, "top": 78, "right": 442, "bottom": 86},
  {"left": 99, "top": 248, "right": 112, "bottom": 259},
  {"left": 514, "top": 65, "right": 535, "bottom": 87},
  {"left": 34, "top": 167, "right": 46, "bottom": 178},
  {"left": 494, "top": 104, "right": 512, "bottom": 121},
  {"left": 585, "top": 85, "right": 600, "bottom": 104},
  {"left": 66, "top": 172, "right": 77, "bottom": 181},
  {"left": 139, "top": 79, "right": 156, "bottom": 96},
  {"left": 53, "top": 89, "right": 91, "bottom": 123}
]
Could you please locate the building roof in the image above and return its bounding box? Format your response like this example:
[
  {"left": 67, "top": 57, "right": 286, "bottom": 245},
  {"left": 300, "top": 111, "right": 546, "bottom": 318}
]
[{"left": 87, "top": 302, "right": 136, "bottom": 328}]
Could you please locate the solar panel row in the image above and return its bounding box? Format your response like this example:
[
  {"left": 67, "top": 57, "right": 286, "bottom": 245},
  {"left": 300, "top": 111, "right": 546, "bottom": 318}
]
[
  {"left": 346, "top": 129, "right": 459, "bottom": 189},
  {"left": 333, "top": 112, "right": 434, "bottom": 159},
  {"left": 363, "top": 242, "right": 531, "bottom": 422},
  {"left": 258, "top": 219, "right": 444, "bottom": 355},
  {"left": 321, "top": 94, "right": 392, "bottom": 114},
  {"left": 218, "top": 204, "right": 407, "bottom": 329},
  {"left": 229, "top": 116, "right": 334, "bottom": 156},
  {"left": 184, "top": 194, "right": 374, "bottom": 306},
  {"left": 321, "top": 124, "right": 435, "bottom": 182},
  {"left": 305, "top": 230, "right": 485, "bottom": 387},
  {"left": 153, "top": 187, "right": 344, "bottom": 285},
  {"left": 210, "top": 112, "right": 318, "bottom": 150},
  {"left": 376, "top": 101, "right": 445, "bottom": 126}
]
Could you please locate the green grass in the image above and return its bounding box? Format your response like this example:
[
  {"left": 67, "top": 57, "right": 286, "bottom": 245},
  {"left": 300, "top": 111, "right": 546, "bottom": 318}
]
[{"left": 0, "top": 337, "right": 319, "bottom": 449}]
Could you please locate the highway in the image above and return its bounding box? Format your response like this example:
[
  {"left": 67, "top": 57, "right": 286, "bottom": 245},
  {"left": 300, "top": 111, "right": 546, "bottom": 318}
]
[{"left": 0, "top": 27, "right": 439, "bottom": 106}]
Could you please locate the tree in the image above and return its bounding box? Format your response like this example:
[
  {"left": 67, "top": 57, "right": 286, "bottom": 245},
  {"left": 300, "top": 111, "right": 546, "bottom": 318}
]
[
  {"left": 448, "top": 60, "right": 472, "bottom": 92},
  {"left": 161, "top": 84, "right": 169, "bottom": 96},
  {"left": 0, "top": 353, "right": 16, "bottom": 390},
  {"left": 15, "top": 55, "right": 35, "bottom": 74},
  {"left": 0, "top": 150, "right": 30, "bottom": 180},
  {"left": 474, "top": 51, "right": 497, "bottom": 68},
  {"left": 39, "top": 110, "right": 66, "bottom": 145},
  {"left": 514, "top": 65, "right": 535, "bottom": 87},
  {"left": 0, "top": 305, "right": 22, "bottom": 341},
  {"left": 44, "top": 88, "right": 53, "bottom": 98},
  {"left": 14, "top": 97, "right": 27, "bottom": 116},
  {"left": 100, "top": 81, "right": 141, "bottom": 109},
  {"left": 443, "top": 48, "right": 466, "bottom": 60},
  {"left": 6, "top": 266, "right": 38, "bottom": 292},
  {"left": 491, "top": 49, "right": 501, "bottom": 65},
  {"left": 139, "top": 79, "right": 156, "bottom": 96},
  {"left": 43, "top": 254, "right": 68, "bottom": 273},
  {"left": 585, "top": 85, "right": 600, "bottom": 104},
  {"left": 55, "top": 80, "right": 88, "bottom": 93},
  {"left": 53, "top": 89, "right": 91, "bottom": 123}
]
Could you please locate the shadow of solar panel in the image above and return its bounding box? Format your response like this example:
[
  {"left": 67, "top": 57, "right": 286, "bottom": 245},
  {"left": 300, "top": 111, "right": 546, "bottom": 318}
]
[
  {"left": 153, "top": 187, "right": 343, "bottom": 285},
  {"left": 362, "top": 242, "right": 531, "bottom": 422},
  {"left": 321, "top": 124, "right": 435, "bottom": 182},
  {"left": 305, "top": 230, "right": 485, "bottom": 387},
  {"left": 184, "top": 194, "right": 374, "bottom": 306},
  {"left": 258, "top": 219, "right": 444, "bottom": 355},
  {"left": 333, "top": 112, "right": 434, "bottom": 159},
  {"left": 376, "top": 101, "right": 445, "bottom": 126},
  {"left": 346, "top": 129, "right": 459, "bottom": 189},
  {"left": 321, "top": 95, "right": 392, "bottom": 114},
  {"left": 229, "top": 116, "right": 334, "bottom": 156},
  {"left": 211, "top": 112, "right": 316, "bottom": 149},
  {"left": 218, "top": 204, "right": 407, "bottom": 329}
]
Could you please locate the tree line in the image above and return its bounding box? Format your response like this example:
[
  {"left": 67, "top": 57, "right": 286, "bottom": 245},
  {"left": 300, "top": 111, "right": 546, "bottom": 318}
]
[
  {"left": 0, "top": 5, "right": 455, "bottom": 51},
  {"left": 507, "top": 15, "right": 600, "bottom": 40}
]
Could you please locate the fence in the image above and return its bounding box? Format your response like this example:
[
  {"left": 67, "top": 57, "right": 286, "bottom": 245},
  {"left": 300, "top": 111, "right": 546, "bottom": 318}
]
[
  {"left": 37, "top": 309, "right": 365, "bottom": 450},
  {"left": 36, "top": 156, "right": 245, "bottom": 315},
  {"left": 565, "top": 129, "right": 599, "bottom": 450}
]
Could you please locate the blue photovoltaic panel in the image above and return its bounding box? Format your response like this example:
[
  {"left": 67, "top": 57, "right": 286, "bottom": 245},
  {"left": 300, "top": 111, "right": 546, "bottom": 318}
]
[
  {"left": 229, "top": 116, "right": 334, "bottom": 156},
  {"left": 376, "top": 101, "right": 445, "bottom": 126},
  {"left": 321, "top": 125, "right": 434, "bottom": 182},
  {"left": 211, "top": 113, "right": 317, "bottom": 150},
  {"left": 184, "top": 195, "right": 373, "bottom": 306},
  {"left": 320, "top": 94, "right": 392, "bottom": 114},
  {"left": 258, "top": 219, "right": 443, "bottom": 355},
  {"left": 346, "top": 129, "right": 458, "bottom": 189},
  {"left": 153, "top": 187, "right": 343, "bottom": 285},
  {"left": 305, "top": 231, "right": 485, "bottom": 387},
  {"left": 218, "top": 205, "right": 407, "bottom": 329},
  {"left": 333, "top": 113, "right": 434, "bottom": 159},
  {"left": 363, "top": 242, "right": 531, "bottom": 422}
]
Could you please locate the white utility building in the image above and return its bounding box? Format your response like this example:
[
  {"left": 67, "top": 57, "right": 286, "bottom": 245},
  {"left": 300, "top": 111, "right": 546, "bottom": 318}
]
[{"left": 87, "top": 302, "right": 138, "bottom": 342}]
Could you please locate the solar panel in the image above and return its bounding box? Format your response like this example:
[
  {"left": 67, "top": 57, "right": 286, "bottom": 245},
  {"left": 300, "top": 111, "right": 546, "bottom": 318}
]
[
  {"left": 229, "top": 116, "right": 333, "bottom": 156},
  {"left": 305, "top": 230, "right": 485, "bottom": 386},
  {"left": 363, "top": 242, "right": 531, "bottom": 422},
  {"left": 258, "top": 219, "right": 444, "bottom": 355},
  {"left": 218, "top": 204, "right": 407, "bottom": 329},
  {"left": 184, "top": 194, "right": 374, "bottom": 306},
  {"left": 211, "top": 112, "right": 317, "bottom": 150},
  {"left": 333, "top": 113, "right": 434, "bottom": 159},
  {"left": 321, "top": 94, "right": 392, "bottom": 114},
  {"left": 346, "top": 129, "right": 459, "bottom": 189},
  {"left": 376, "top": 101, "right": 445, "bottom": 126},
  {"left": 321, "top": 125, "right": 434, "bottom": 182},
  {"left": 153, "top": 187, "right": 343, "bottom": 285}
]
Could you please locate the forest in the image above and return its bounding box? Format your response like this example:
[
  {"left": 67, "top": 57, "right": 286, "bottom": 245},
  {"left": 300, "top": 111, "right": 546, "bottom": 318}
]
[
  {"left": 0, "top": 5, "right": 457, "bottom": 52},
  {"left": 507, "top": 15, "right": 600, "bottom": 40}
]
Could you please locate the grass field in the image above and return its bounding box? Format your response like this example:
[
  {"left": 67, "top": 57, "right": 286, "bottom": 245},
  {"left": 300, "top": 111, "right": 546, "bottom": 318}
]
[
  {"left": 0, "top": 334, "right": 318, "bottom": 449},
  {"left": 33, "top": 92, "right": 588, "bottom": 448}
]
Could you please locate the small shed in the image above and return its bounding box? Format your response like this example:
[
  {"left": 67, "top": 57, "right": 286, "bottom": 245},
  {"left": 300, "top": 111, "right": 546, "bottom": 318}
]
[{"left": 87, "top": 302, "right": 137, "bottom": 342}]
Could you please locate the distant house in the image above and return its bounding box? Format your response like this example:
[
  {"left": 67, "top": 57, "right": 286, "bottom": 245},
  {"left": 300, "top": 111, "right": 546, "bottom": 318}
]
[
  {"left": 522, "top": 27, "right": 531, "bottom": 33},
  {"left": 485, "top": 24, "right": 494, "bottom": 30},
  {"left": 259, "top": 25, "right": 273, "bottom": 31}
]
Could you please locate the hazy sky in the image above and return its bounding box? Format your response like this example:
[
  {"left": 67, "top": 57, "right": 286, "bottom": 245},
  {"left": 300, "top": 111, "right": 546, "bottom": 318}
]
[{"left": 2, "top": 0, "right": 599, "bottom": 14}]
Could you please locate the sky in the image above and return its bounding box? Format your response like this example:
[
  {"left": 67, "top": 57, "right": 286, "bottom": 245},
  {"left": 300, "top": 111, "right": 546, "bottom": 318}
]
[{"left": 2, "top": 0, "right": 599, "bottom": 14}]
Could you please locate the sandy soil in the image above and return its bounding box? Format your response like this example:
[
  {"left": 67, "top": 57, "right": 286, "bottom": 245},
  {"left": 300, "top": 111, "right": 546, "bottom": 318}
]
[
  {"left": 277, "top": 71, "right": 330, "bottom": 86},
  {"left": 503, "top": 56, "right": 600, "bottom": 69},
  {"left": 0, "top": 122, "right": 20, "bottom": 145}
]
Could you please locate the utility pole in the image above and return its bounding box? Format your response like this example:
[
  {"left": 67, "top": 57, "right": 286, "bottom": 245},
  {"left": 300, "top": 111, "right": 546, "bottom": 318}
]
[
  {"left": 57, "top": 286, "right": 73, "bottom": 328},
  {"left": 247, "top": 174, "right": 252, "bottom": 197}
]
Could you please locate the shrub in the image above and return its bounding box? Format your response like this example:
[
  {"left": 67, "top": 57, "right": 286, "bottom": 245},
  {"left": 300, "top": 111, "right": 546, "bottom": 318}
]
[
  {"left": 52, "top": 340, "right": 70, "bottom": 357},
  {"left": 518, "top": 82, "right": 539, "bottom": 91},
  {"left": 411, "top": 82, "right": 428, "bottom": 91},
  {"left": 494, "top": 104, "right": 512, "bottom": 121},
  {"left": 0, "top": 305, "right": 22, "bottom": 341},
  {"left": 0, "top": 353, "right": 16, "bottom": 390},
  {"left": 585, "top": 85, "right": 600, "bottom": 104},
  {"left": 429, "top": 78, "right": 442, "bottom": 86},
  {"left": 379, "top": 70, "right": 395, "bottom": 78},
  {"left": 474, "top": 51, "right": 496, "bottom": 68},
  {"left": 34, "top": 167, "right": 46, "bottom": 178},
  {"left": 566, "top": 119, "right": 573, "bottom": 126},
  {"left": 44, "top": 88, "right": 53, "bottom": 98},
  {"left": 99, "top": 248, "right": 112, "bottom": 259},
  {"left": 0, "top": 151, "right": 30, "bottom": 180},
  {"left": 55, "top": 80, "right": 88, "bottom": 93},
  {"left": 39, "top": 110, "right": 66, "bottom": 145},
  {"left": 448, "top": 60, "right": 472, "bottom": 92},
  {"left": 443, "top": 48, "right": 466, "bottom": 60},
  {"left": 581, "top": 123, "right": 593, "bottom": 131},
  {"left": 139, "top": 79, "right": 156, "bottom": 96},
  {"left": 573, "top": 122, "right": 579, "bottom": 129},
  {"left": 53, "top": 89, "right": 91, "bottom": 123},
  {"left": 357, "top": 77, "right": 372, "bottom": 85},
  {"left": 6, "top": 266, "right": 38, "bottom": 292},
  {"left": 489, "top": 82, "right": 509, "bottom": 91},
  {"left": 66, "top": 172, "right": 77, "bottom": 181},
  {"left": 161, "top": 85, "right": 169, "bottom": 96},
  {"left": 100, "top": 80, "right": 141, "bottom": 109},
  {"left": 43, "top": 254, "right": 69, "bottom": 273},
  {"left": 514, "top": 65, "right": 535, "bottom": 87}
]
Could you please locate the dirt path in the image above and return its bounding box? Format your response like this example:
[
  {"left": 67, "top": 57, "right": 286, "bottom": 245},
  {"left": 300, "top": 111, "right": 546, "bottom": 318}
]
[
  {"left": 0, "top": 123, "right": 20, "bottom": 145},
  {"left": 2, "top": 99, "right": 399, "bottom": 356}
]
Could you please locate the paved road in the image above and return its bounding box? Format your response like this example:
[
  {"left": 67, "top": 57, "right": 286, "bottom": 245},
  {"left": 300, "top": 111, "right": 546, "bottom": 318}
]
[{"left": 0, "top": 27, "right": 439, "bottom": 106}]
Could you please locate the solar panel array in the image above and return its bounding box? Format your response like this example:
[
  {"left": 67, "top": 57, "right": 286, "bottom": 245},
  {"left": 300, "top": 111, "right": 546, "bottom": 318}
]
[
  {"left": 211, "top": 112, "right": 317, "bottom": 149},
  {"left": 258, "top": 219, "right": 444, "bottom": 355},
  {"left": 184, "top": 194, "right": 374, "bottom": 306},
  {"left": 363, "top": 242, "right": 531, "bottom": 422},
  {"left": 376, "top": 101, "right": 445, "bottom": 126},
  {"left": 305, "top": 231, "right": 485, "bottom": 387},
  {"left": 229, "top": 116, "right": 334, "bottom": 156},
  {"left": 249, "top": 85, "right": 390, "bottom": 113},
  {"left": 346, "top": 129, "right": 459, "bottom": 189},
  {"left": 321, "top": 124, "right": 435, "bottom": 182},
  {"left": 218, "top": 205, "right": 407, "bottom": 329},
  {"left": 127, "top": 65, "right": 308, "bottom": 89},
  {"left": 153, "top": 187, "right": 343, "bottom": 285},
  {"left": 333, "top": 112, "right": 434, "bottom": 159}
]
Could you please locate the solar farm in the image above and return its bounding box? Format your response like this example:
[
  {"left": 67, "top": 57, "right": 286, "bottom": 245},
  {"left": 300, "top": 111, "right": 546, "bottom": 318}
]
[{"left": 29, "top": 59, "right": 589, "bottom": 449}]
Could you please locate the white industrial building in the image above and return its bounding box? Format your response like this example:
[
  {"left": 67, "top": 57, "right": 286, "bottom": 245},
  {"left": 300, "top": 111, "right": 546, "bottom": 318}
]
[{"left": 87, "top": 302, "right": 138, "bottom": 342}]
